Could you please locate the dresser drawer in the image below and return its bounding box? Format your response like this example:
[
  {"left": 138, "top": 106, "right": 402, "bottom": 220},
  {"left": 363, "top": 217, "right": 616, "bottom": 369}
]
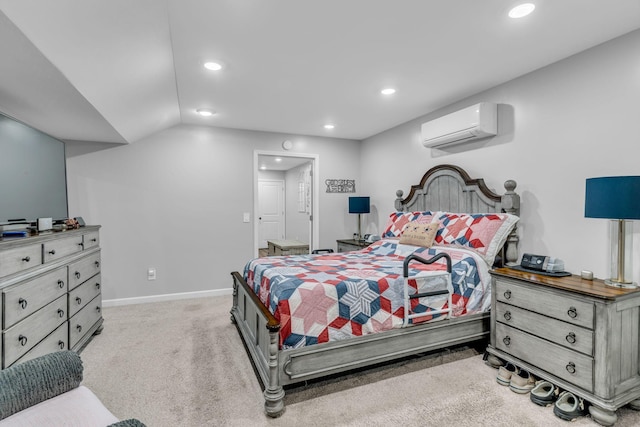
[
  {"left": 68, "top": 252, "right": 101, "bottom": 290},
  {"left": 6, "top": 322, "right": 68, "bottom": 369},
  {"left": 69, "top": 296, "right": 102, "bottom": 350},
  {"left": 495, "top": 322, "right": 593, "bottom": 391},
  {"left": 496, "top": 302, "right": 593, "bottom": 356},
  {"left": 3, "top": 295, "right": 67, "bottom": 367},
  {"left": 83, "top": 231, "right": 100, "bottom": 250},
  {"left": 0, "top": 244, "right": 42, "bottom": 278},
  {"left": 495, "top": 279, "right": 594, "bottom": 329},
  {"left": 68, "top": 274, "right": 101, "bottom": 317},
  {"left": 43, "top": 235, "right": 84, "bottom": 263},
  {"left": 3, "top": 266, "right": 68, "bottom": 328}
]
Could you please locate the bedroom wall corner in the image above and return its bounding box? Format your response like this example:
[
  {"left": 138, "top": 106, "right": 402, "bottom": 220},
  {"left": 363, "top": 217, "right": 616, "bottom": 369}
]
[
  {"left": 359, "top": 28, "right": 640, "bottom": 283},
  {"left": 65, "top": 125, "right": 361, "bottom": 301}
]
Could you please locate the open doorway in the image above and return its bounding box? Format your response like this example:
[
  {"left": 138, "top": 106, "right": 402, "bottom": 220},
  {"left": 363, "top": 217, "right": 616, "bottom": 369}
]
[{"left": 254, "top": 151, "right": 319, "bottom": 258}]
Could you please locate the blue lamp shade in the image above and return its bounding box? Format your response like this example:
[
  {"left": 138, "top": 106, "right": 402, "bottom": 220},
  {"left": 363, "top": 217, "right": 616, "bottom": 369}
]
[
  {"left": 349, "top": 197, "right": 370, "bottom": 214},
  {"left": 585, "top": 176, "right": 640, "bottom": 219}
]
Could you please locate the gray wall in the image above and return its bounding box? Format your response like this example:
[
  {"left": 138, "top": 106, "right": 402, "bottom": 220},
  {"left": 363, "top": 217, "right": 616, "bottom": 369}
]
[
  {"left": 66, "top": 125, "right": 360, "bottom": 301},
  {"left": 284, "top": 163, "right": 312, "bottom": 243},
  {"left": 360, "top": 29, "right": 640, "bottom": 283}
]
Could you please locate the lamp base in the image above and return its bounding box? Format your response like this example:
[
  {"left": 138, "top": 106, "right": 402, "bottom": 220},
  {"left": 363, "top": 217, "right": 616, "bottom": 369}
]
[{"left": 604, "top": 278, "right": 638, "bottom": 289}]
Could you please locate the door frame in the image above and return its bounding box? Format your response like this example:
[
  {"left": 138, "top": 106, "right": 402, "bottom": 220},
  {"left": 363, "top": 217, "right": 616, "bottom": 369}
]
[{"left": 253, "top": 150, "right": 320, "bottom": 258}]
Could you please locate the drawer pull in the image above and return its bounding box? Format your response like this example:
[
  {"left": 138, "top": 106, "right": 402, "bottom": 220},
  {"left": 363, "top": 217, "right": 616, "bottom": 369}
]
[
  {"left": 567, "top": 307, "right": 578, "bottom": 319},
  {"left": 566, "top": 362, "right": 576, "bottom": 374},
  {"left": 566, "top": 332, "right": 577, "bottom": 344},
  {"left": 48, "top": 249, "right": 56, "bottom": 255},
  {"left": 58, "top": 309, "right": 65, "bottom": 318},
  {"left": 58, "top": 280, "right": 65, "bottom": 289},
  {"left": 96, "top": 282, "right": 101, "bottom": 290},
  {"left": 503, "top": 311, "right": 512, "bottom": 321},
  {"left": 18, "top": 298, "right": 28, "bottom": 309},
  {"left": 503, "top": 336, "right": 511, "bottom": 346},
  {"left": 96, "top": 306, "right": 101, "bottom": 313},
  {"left": 503, "top": 290, "right": 512, "bottom": 300},
  {"left": 22, "top": 256, "right": 30, "bottom": 262},
  {"left": 75, "top": 271, "right": 81, "bottom": 280},
  {"left": 95, "top": 261, "right": 100, "bottom": 268},
  {"left": 76, "top": 325, "right": 83, "bottom": 333},
  {"left": 58, "top": 341, "right": 65, "bottom": 350},
  {"left": 76, "top": 297, "right": 82, "bottom": 305},
  {"left": 78, "top": 242, "right": 84, "bottom": 249},
  {"left": 91, "top": 238, "right": 97, "bottom": 242},
  {"left": 18, "top": 335, "right": 28, "bottom": 346}
]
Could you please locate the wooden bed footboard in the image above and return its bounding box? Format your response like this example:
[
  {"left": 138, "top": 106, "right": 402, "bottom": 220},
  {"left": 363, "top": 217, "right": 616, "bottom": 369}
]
[{"left": 230, "top": 271, "right": 490, "bottom": 418}]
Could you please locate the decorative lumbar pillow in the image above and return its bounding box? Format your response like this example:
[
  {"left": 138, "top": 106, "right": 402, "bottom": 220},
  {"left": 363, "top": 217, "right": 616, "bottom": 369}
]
[
  {"left": 432, "top": 212, "right": 519, "bottom": 264},
  {"left": 381, "top": 211, "right": 434, "bottom": 238},
  {"left": 399, "top": 222, "right": 439, "bottom": 247}
]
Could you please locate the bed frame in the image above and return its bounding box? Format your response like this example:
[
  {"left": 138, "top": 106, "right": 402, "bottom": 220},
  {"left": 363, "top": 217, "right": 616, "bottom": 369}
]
[{"left": 230, "top": 164, "right": 520, "bottom": 417}]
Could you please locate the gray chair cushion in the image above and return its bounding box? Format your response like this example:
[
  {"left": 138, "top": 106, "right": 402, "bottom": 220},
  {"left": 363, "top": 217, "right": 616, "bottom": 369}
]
[
  {"left": 0, "top": 351, "right": 83, "bottom": 420},
  {"left": 108, "top": 419, "right": 147, "bottom": 427}
]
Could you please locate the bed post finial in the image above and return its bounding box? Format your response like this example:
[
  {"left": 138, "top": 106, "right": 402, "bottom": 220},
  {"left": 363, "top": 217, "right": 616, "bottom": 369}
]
[
  {"left": 395, "top": 190, "right": 404, "bottom": 211},
  {"left": 501, "top": 179, "right": 520, "bottom": 265}
]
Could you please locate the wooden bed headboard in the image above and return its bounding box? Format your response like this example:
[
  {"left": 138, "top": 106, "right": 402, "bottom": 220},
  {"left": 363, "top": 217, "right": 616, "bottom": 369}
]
[{"left": 394, "top": 164, "right": 520, "bottom": 265}]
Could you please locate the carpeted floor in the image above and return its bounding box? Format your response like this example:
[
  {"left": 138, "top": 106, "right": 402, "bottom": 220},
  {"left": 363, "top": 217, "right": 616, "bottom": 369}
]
[{"left": 79, "top": 296, "right": 640, "bottom": 426}]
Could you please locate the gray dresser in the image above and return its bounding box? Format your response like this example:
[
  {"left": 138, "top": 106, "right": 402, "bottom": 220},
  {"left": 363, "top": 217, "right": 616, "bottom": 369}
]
[
  {"left": 487, "top": 267, "right": 640, "bottom": 426},
  {"left": 0, "top": 226, "right": 103, "bottom": 369}
]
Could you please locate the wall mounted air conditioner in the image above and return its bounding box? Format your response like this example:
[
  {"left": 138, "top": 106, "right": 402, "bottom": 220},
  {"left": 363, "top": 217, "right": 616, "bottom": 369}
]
[{"left": 421, "top": 102, "right": 497, "bottom": 148}]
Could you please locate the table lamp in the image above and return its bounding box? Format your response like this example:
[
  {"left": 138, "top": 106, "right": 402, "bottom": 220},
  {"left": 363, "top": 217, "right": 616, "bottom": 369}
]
[
  {"left": 585, "top": 176, "right": 640, "bottom": 288},
  {"left": 349, "top": 196, "right": 370, "bottom": 241}
]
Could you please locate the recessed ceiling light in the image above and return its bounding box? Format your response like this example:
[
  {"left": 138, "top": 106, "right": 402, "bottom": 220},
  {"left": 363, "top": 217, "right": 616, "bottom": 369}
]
[
  {"left": 324, "top": 124, "right": 335, "bottom": 130},
  {"left": 204, "top": 61, "right": 223, "bottom": 71},
  {"left": 196, "top": 108, "right": 215, "bottom": 117},
  {"left": 260, "top": 165, "right": 267, "bottom": 170},
  {"left": 381, "top": 88, "right": 396, "bottom": 95},
  {"left": 508, "top": 3, "right": 535, "bottom": 18},
  {"left": 274, "top": 158, "right": 282, "bottom": 162}
]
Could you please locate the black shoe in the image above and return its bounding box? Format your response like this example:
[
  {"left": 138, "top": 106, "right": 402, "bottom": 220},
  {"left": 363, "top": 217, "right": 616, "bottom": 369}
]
[
  {"left": 553, "top": 391, "right": 589, "bottom": 421},
  {"left": 530, "top": 381, "right": 559, "bottom": 406}
]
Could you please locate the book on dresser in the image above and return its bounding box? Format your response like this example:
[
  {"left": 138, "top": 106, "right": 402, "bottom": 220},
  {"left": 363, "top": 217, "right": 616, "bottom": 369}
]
[
  {"left": 487, "top": 267, "right": 640, "bottom": 426},
  {"left": 0, "top": 226, "right": 103, "bottom": 369}
]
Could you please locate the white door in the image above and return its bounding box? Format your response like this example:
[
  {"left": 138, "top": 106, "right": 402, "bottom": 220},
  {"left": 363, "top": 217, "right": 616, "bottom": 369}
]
[{"left": 258, "top": 180, "right": 285, "bottom": 248}]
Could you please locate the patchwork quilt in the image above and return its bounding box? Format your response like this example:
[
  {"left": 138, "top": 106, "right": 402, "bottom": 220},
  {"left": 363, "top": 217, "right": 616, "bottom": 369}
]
[{"left": 244, "top": 239, "right": 492, "bottom": 349}]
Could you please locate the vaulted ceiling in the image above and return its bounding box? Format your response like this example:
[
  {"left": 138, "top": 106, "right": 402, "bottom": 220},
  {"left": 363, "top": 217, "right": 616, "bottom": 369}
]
[{"left": 0, "top": 1, "right": 638, "bottom": 144}]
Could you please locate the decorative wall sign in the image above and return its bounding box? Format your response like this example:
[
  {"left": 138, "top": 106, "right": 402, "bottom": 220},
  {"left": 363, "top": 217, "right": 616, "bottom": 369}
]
[{"left": 325, "top": 179, "right": 355, "bottom": 193}]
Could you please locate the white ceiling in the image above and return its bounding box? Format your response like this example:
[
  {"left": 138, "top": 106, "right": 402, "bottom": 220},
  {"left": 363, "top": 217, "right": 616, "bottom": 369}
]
[{"left": 0, "top": 0, "right": 639, "bottom": 144}]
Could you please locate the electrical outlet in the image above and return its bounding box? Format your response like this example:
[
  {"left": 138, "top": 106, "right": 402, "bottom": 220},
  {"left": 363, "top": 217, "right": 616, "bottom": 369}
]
[{"left": 147, "top": 268, "right": 156, "bottom": 280}]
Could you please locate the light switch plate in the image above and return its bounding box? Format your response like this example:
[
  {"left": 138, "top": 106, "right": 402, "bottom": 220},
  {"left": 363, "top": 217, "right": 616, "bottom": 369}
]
[{"left": 243, "top": 212, "right": 250, "bottom": 223}]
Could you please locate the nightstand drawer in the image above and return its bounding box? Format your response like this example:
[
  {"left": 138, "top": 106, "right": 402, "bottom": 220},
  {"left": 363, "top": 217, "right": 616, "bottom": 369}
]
[
  {"left": 495, "top": 279, "right": 594, "bottom": 329},
  {"left": 496, "top": 322, "right": 593, "bottom": 391},
  {"left": 3, "top": 266, "right": 68, "bottom": 328},
  {"left": 496, "top": 302, "right": 593, "bottom": 355},
  {"left": 0, "top": 244, "right": 42, "bottom": 278}
]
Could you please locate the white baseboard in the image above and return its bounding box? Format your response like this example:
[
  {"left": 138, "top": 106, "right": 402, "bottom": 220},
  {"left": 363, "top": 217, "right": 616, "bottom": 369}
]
[{"left": 102, "top": 288, "right": 234, "bottom": 307}]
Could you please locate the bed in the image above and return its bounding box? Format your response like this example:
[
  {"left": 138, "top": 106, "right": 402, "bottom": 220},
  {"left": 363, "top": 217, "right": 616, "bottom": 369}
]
[{"left": 230, "top": 164, "right": 520, "bottom": 417}]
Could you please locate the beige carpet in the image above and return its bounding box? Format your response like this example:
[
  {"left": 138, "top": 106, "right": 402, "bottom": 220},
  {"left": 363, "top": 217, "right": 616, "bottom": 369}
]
[{"left": 80, "top": 296, "right": 640, "bottom": 426}]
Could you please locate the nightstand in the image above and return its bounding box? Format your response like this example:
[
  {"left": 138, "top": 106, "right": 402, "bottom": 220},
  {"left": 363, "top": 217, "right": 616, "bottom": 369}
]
[
  {"left": 486, "top": 267, "right": 640, "bottom": 426},
  {"left": 336, "top": 239, "right": 370, "bottom": 253}
]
